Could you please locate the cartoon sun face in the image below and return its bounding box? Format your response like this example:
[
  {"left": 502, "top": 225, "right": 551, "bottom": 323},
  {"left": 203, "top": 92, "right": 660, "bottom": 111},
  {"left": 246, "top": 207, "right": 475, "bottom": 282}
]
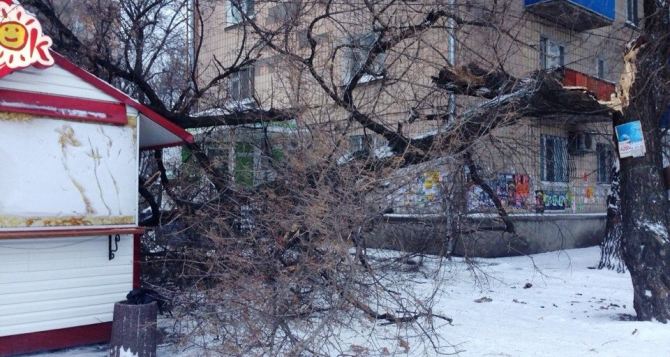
[
  {"left": 0, "top": 22, "right": 28, "bottom": 51},
  {"left": 0, "top": 3, "right": 54, "bottom": 72}
]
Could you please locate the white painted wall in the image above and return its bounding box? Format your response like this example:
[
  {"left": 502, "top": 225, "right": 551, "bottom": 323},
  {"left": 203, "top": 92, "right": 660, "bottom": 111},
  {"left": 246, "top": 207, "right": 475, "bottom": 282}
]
[
  {"left": 0, "top": 65, "right": 118, "bottom": 102},
  {"left": 0, "top": 116, "right": 138, "bottom": 229},
  {"left": 0, "top": 235, "right": 133, "bottom": 337}
]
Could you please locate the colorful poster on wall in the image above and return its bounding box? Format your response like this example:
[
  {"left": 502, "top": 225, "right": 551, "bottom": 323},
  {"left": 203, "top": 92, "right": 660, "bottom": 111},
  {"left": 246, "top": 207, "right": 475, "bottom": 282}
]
[
  {"left": 493, "top": 173, "right": 531, "bottom": 209},
  {"left": 584, "top": 186, "right": 595, "bottom": 204},
  {"left": 616, "top": 121, "right": 646, "bottom": 158},
  {"left": 466, "top": 173, "right": 532, "bottom": 211},
  {"left": 415, "top": 170, "right": 442, "bottom": 204},
  {"left": 467, "top": 184, "right": 495, "bottom": 211},
  {"left": 513, "top": 174, "right": 530, "bottom": 208},
  {"left": 544, "top": 191, "right": 570, "bottom": 210},
  {"left": 495, "top": 174, "right": 513, "bottom": 206}
]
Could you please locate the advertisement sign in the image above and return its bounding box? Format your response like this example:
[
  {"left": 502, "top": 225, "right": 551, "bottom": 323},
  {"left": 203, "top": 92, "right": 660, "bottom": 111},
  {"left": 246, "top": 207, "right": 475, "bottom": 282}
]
[
  {"left": 0, "top": 2, "right": 54, "bottom": 78},
  {"left": 615, "top": 121, "right": 646, "bottom": 158}
]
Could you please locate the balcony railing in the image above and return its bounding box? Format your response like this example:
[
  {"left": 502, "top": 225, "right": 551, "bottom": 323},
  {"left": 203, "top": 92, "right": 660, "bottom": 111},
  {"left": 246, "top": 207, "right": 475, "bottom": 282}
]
[
  {"left": 563, "top": 68, "right": 615, "bottom": 101},
  {"left": 524, "top": 0, "right": 615, "bottom": 32}
]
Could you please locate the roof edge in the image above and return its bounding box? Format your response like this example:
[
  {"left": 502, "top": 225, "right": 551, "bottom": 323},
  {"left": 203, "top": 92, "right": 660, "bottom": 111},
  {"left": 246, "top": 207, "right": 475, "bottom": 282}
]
[{"left": 50, "top": 51, "right": 194, "bottom": 145}]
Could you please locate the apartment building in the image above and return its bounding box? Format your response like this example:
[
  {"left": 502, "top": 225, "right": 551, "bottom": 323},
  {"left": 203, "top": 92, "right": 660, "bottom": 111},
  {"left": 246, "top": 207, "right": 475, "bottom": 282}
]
[{"left": 194, "top": 0, "right": 639, "bottom": 256}]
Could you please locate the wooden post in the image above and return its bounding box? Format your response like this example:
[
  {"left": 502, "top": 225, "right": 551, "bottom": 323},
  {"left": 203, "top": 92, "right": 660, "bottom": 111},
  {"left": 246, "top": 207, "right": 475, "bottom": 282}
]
[{"left": 109, "top": 301, "right": 158, "bottom": 357}]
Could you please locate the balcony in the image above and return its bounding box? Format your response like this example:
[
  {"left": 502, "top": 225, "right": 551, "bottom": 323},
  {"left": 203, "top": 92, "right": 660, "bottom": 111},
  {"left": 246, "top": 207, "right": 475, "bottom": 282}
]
[
  {"left": 562, "top": 68, "right": 615, "bottom": 101},
  {"left": 524, "top": 0, "right": 615, "bottom": 32}
]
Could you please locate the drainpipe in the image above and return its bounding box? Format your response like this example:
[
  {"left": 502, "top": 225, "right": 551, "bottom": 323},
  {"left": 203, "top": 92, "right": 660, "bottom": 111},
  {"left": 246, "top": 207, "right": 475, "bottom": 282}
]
[
  {"left": 447, "top": 0, "right": 457, "bottom": 122},
  {"left": 187, "top": 0, "right": 195, "bottom": 74},
  {"left": 444, "top": 0, "right": 459, "bottom": 256}
]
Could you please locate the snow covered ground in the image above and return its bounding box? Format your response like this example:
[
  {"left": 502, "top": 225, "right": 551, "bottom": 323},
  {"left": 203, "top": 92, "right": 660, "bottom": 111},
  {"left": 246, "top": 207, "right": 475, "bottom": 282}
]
[
  {"left": 26, "top": 247, "right": 670, "bottom": 356},
  {"left": 431, "top": 247, "right": 670, "bottom": 356}
]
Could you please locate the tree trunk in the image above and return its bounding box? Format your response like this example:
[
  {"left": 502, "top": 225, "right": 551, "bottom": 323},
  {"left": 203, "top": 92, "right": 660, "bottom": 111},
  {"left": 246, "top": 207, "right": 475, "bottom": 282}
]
[
  {"left": 617, "top": 6, "right": 670, "bottom": 320},
  {"left": 618, "top": 147, "right": 670, "bottom": 321},
  {"left": 599, "top": 159, "right": 625, "bottom": 273}
]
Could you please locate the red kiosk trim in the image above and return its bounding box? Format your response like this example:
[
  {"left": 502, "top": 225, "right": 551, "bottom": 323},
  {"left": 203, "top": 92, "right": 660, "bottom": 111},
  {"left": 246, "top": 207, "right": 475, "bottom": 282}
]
[
  {"left": 0, "top": 88, "right": 128, "bottom": 124},
  {"left": 0, "top": 323, "right": 112, "bottom": 356},
  {"left": 133, "top": 233, "right": 142, "bottom": 289}
]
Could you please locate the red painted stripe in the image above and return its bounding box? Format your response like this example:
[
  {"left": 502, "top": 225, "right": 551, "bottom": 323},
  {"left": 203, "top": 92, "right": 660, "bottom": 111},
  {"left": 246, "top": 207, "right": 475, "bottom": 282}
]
[
  {"left": 0, "top": 89, "right": 127, "bottom": 125},
  {"left": 133, "top": 233, "right": 141, "bottom": 288},
  {"left": 50, "top": 52, "right": 194, "bottom": 144},
  {"left": 0, "top": 227, "right": 145, "bottom": 240},
  {"left": 0, "top": 323, "right": 111, "bottom": 356}
]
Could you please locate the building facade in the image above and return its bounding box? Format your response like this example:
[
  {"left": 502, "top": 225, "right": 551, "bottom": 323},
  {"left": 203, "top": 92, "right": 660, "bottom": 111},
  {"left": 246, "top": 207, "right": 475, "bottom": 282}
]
[{"left": 194, "top": 0, "right": 640, "bottom": 256}]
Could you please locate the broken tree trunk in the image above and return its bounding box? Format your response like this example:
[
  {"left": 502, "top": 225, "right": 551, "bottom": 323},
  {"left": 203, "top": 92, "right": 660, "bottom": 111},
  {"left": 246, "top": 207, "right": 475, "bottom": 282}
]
[
  {"left": 616, "top": 18, "right": 670, "bottom": 321},
  {"left": 427, "top": 64, "right": 613, "bottom": 155}
]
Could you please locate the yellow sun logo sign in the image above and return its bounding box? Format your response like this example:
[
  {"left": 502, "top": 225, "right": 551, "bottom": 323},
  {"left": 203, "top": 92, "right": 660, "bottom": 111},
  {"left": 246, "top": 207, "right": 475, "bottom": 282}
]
[
  {"left": 0, "top": 2, "right": 53, "bottom": 77},
  {"left": 0, "top": 21, "right": 27, "bottom": 50}
]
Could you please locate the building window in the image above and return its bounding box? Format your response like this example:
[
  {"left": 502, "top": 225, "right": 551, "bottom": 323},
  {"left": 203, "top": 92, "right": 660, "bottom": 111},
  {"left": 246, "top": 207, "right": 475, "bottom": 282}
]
[
  {"left": 627, "top": 0, "right": 638, "bottom": 26},
  {"left": 297, "top": 30, "right": 310, "bottom": 48},
  {"left": 347, "top": 134, "right": 391, "bottom": 158},
  {"left": 349, "top": 135, "right": 365, "bottom": 153},
  {"left": 227, "top": 0, "right": 254, "bottom": 26},
  {"left": 596, "top": 58, "right": 605, "bottom": 79},
  {"left": 268, "top": 2, "right": 299, "bottom": 24},
  {"left": 345, "top": 32, "right": 386, "bottom": 85},
  {"left": 540, "top": 37, "right": 564, "bottom": 70},
  {"left": 597, "top": 144, "right": 614, "bottom": 184},
  {"left": 234, "top": 142, "right": 256, "bottom": 187},
  {"left": 229, "top": 66, "right": 254, "bottom": 103},
  {"left": 349, "top": 134, "right": 372, "bottom": 157},
  {"left": 541, "top": 135, "right": 569, "bottom": 182}
]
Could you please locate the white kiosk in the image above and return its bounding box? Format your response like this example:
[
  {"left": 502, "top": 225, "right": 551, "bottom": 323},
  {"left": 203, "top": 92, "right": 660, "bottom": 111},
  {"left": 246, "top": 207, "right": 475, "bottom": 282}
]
[{"left": 0, "top": 1, "right": 193, "bottom": 354}]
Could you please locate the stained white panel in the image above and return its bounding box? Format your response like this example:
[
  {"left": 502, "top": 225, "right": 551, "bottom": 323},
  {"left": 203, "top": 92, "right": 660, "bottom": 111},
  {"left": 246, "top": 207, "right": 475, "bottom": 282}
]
[
  {"left": 0, "top": 117, "right": 138, "bottom": 229},
  {"left": 0, "top": 235, "right": 133, "bottom": 337}
]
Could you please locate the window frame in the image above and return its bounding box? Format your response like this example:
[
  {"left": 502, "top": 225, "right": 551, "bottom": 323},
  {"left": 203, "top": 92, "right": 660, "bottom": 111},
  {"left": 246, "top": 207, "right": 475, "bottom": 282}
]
[
  {"left": 228, "top": 65, "right": 255, "bottom": 105},
  {"left": 626, "top": 0, "right": 639, "bottom": 27},
  {"left": 540, "top": 36, "right": 565, "bottom": 70},
  {"left": 344, "top": 32, "right": 387, "bottom": 85},
  {"left": 541, "top": 135, "right": 569, "bottom": 183},
  {"left": 268, "top": 2, "right": 299, "bottom": 24},
  {"left": 227, "top": 0, "right": 254, "bottom": 27},
  {"left": 348, "top": 134, "right": 373, "bottom": 156},
  {"left": 234, "top": 142, "right": 257, "bottom": 187}
]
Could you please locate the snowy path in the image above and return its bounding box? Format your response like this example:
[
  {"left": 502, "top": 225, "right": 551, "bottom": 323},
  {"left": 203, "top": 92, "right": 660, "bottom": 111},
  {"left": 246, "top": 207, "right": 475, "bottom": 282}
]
[{"left": 24, "top": 247, "right": 670, "bottom": 356}]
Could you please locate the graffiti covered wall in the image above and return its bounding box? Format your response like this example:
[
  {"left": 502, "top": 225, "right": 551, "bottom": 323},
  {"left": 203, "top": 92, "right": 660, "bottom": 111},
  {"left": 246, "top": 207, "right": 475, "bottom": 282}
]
[
  {"left": 382, "top": 167, "right": 452, "bottom": 214},
  {"left": 380, "top": 121, "right": 612, "bottom": 215},
  {"left": 467, "top": 173, "right": 532, "bottom": 211}
]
